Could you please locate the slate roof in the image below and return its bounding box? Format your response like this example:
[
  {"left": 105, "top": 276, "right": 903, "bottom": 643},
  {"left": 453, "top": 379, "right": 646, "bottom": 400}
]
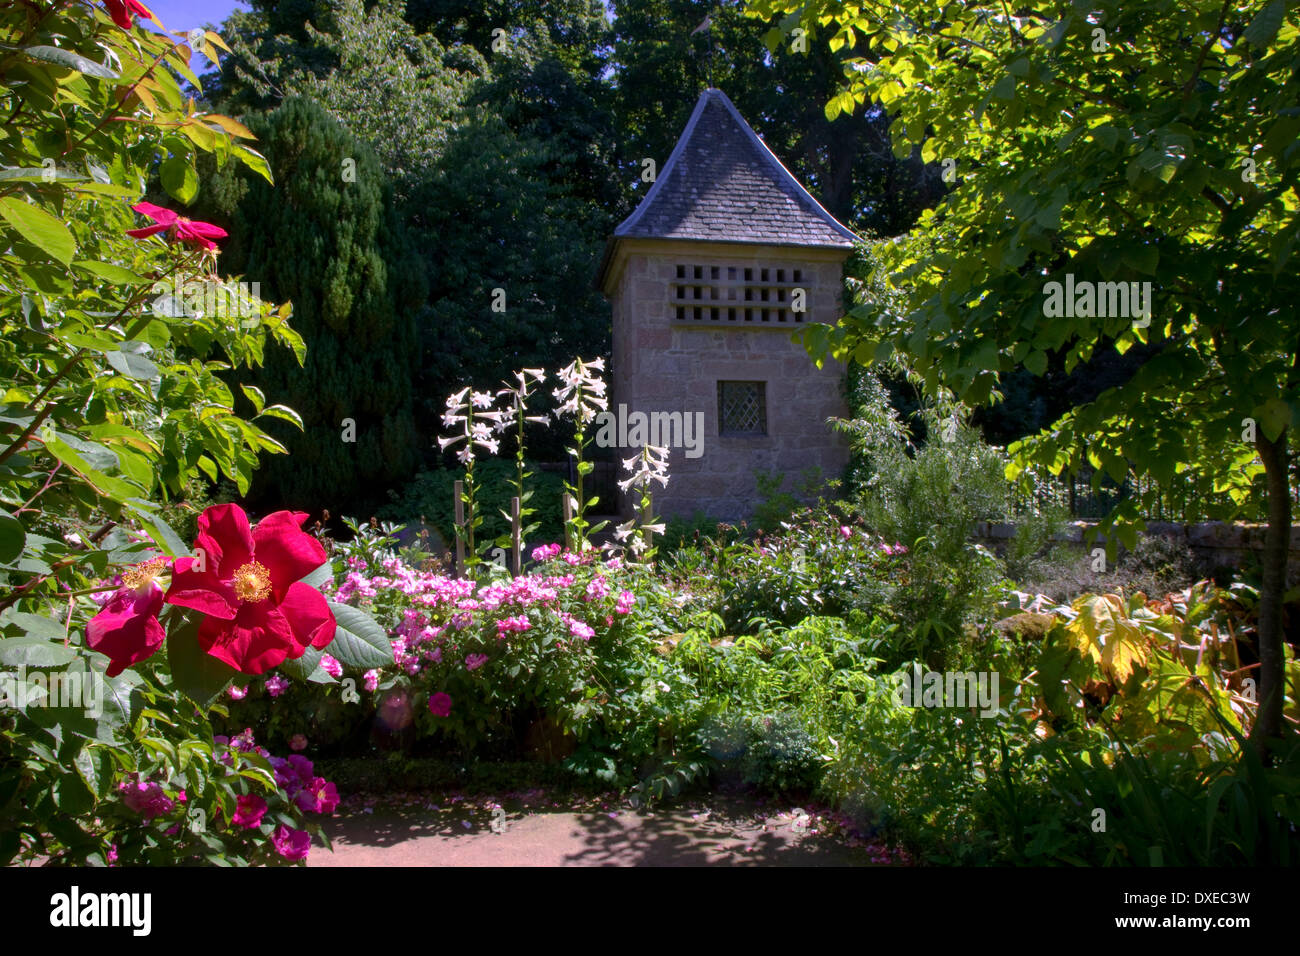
[{"left": 613, "top": 88, "right": 860, "bottom": 249}]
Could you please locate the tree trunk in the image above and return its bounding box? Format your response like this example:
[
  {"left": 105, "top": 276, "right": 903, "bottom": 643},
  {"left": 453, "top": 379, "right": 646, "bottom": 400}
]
[{"left": 1251, "top": 426, "right": 1290, "bottom": 761}]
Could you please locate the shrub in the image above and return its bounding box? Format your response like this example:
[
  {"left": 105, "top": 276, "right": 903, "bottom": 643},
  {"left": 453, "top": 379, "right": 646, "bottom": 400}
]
[{"left": 223, "top": 521, "right": 691, "bottom": 786}]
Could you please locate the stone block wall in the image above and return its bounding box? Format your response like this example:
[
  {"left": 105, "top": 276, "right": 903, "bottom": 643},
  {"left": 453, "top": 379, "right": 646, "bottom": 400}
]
[
  {"left": 608, "top": 240, "right": 851, "bottom": 521},
  {"left": 974, "top": 520, "right": 1300, "bottom": 584}
]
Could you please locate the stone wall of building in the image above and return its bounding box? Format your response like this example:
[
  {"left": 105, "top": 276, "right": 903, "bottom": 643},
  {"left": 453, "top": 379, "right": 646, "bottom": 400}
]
[
  {"left": 974, "top": 520, "right": 1300, "bottom": 583},
  {"left": 609, "top": 240, "right": 851, "bottom": 521}
]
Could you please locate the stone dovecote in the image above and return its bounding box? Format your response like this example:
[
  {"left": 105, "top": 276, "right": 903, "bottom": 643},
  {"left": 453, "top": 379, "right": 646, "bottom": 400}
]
[{"left": 597, "top": 88, "right": 859, "bottom": 521}]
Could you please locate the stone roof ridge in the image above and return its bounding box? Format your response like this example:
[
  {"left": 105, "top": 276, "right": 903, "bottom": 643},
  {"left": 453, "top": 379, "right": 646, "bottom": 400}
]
[{"left": 613, "top": 87, "right": 860, "bottom": 247}]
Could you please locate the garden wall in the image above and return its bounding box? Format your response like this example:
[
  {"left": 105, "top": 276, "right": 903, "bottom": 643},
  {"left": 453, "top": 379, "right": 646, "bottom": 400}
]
[{"left": 974, "top": 519, "right": 1300, "bottom": 580}]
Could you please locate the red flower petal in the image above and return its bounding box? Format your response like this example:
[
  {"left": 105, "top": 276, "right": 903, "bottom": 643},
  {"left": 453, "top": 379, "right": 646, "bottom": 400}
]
[
  {"left": 197, "top": 600, "right": 298, "bottom": 675},
  {"left": 252, "top": 511, "right": 326, "bottom": 600},
  {"left": 181, "top": 221, "right": 228, "bottom": 240},
  {"left": 129, "top": 202, "right": 177, "bottom": 225},
  {"left": 87, "top": 585, "right": 165, "bottom": 676},
  {"left": 163, "top": 571, "right": 239, "bottom": 620},
  {"left": 103, "top": 0, "right": 133, "bottom": 30},
  {"left": 125, "top": 224, "right": 168, "bottom": 240},
  {"left": 193, "top": 503, "right": 254, "bottom": 577},
  {"left": 279, "top": 581, "right": 337, "bottom": 651}
]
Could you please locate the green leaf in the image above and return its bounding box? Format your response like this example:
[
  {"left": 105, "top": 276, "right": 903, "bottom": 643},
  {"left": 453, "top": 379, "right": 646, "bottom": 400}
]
[
  {"left": 0, "top": 196, "right": 75, "bottom": 265},
  {"left": 160, "top": 156, "right": 198, "bottom": 204},
  {"left": 72, "top": 260, "right": 150, "bottom": 285},
  {"left": 0, "top": 635, "right": 78, "bottom": 668},
  {"left": 232, "top": 145, "right": 274, "bottom": 185},
  {"left": 167, "top": 611, "right": 239, "bottom": 708},
  {"left": 22, "top": 45, "right": 119, "bottom": 80},
  {"left": 278, "top": 645, "right": 327, "bottom": 682},
  {"left": 297, "top": 560, "right": 332, "bottom": 590},
  {"left": 131, "top": 507, "right": 189, "bottom": 558},
  {"left": 255, "top": 404, "right": 303, "bottom": 429},
  {"left": 105, "top": 341, "right": 160, "bottom": 381},
  {"left": 0, "top": 509, "right": 25, "bottom": 564},
  {"left": 322, "top": 601, "right": 394, "bottom": 669},
  {"left": 1242, "top": 0, "right": 1285, "bottom": 48}
]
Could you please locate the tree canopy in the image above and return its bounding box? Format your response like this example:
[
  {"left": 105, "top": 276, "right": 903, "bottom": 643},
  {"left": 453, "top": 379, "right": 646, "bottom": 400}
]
[{"left": 750, "top": 0, "right": 1300, "bottom": 747}]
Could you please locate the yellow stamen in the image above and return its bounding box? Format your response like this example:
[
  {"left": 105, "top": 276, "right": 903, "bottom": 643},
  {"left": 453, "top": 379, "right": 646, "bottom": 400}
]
[
  {"left": 232, "top": 560, "right": 272, "bottom": 603},
  {"left": 122, "top": 556, "right": 167, "bottom": 590}
]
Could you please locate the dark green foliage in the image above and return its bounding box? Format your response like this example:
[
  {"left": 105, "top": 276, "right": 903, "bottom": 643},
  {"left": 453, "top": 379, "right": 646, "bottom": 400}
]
[
  {"left": 740, "top": 712, "right": 823, "bottom": 795},
  {"left": 609, "top": 0, "right": 946, "bottom": 236},
  {"left": 214, "top": 96, "right": 425, "bottom": 516}
]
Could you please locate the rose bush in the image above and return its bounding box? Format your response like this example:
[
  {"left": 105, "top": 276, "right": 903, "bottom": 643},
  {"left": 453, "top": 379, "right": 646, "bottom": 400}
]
[
  {"left": 222, "top": 520, "right": 708, "bottom": 785},
  {"left": 0, "top": 3, "right": 388, "bottom": 865}
]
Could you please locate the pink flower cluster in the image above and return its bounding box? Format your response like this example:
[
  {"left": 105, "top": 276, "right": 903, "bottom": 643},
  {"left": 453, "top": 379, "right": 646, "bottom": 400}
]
[
  {"left": 118, "top": 779, "right": 177, "bottom": 820},
  {"left": 584, "top": 576, "right": 609, "bottom": 602},
  {"left": 558, "top": 612, "right": 595, "bottom": 642},
  {"left": 496, "top": 614, "right": 531, "bottom": 638},
  {"left": 531, "top": 543, "right": 562, "bottom": 563},
  {"left": 209, "top": 730, "right": 337, "bottom": 862},
  {"left": 615, "top": 590, "right": 635, "bottom": 615},
  {"left": 268, "top": 754, "right": 339, "bottom": 816}
]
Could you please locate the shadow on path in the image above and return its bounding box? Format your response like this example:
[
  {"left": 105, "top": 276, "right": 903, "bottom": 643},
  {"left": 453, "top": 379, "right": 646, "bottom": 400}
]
[{"left": 311, "top": 793, "right": 883, "bottom": 867}]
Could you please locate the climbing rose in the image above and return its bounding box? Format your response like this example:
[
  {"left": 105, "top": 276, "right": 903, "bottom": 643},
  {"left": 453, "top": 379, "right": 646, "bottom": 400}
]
[
  {"left": 232, "top": 794, "right": 267, "bottom": 829},
  {"left": 103, "top": 0, "right": 154, "bottom": 30},
  {"left": 119, "top": 781, "right": 174, "bottom": 820},
  {"left": 428, "top": 692, "right": 452, "bottom": 717},
  {"left": 86, "top": 556, "right": 168, "bottom": 676},
  {"left": 126, "top": 201, "right": 227, "bottom": 251},
  {"left": 465, "top": 653, "right": 488, "bottom": 672},
  {"left": 320, "top": 654, "right": 342, "bottom": 678},
  {"left": 295, "top": 777, "right": 340, "bottom": 814},
  {"left": 163, "top": 504, "right": 335, "bottom": 675},
  {"left": 272, "top": 825, "right": 311, "bottom": 862}
]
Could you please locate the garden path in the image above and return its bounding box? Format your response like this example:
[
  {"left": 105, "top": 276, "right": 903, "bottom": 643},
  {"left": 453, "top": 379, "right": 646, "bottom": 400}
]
[{"left": 308, "top": 794, "right": 887, "bottom": 867}]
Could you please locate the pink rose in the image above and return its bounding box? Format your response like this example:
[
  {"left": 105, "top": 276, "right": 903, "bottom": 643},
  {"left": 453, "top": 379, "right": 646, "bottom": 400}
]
[
  {"left": 272, "top": 825, "right": 311, "bottom": 862},
  {"left": 232, "top": 794, "right": 267, "bottom": 829}
]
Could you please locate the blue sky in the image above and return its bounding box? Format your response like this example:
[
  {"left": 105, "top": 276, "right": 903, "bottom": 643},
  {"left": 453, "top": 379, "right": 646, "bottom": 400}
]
[
  {"left": 144, "top": 0, "right": 248, "bottom": 33},
  {"left": 140, "top": 0, "right": 248, "bottom": 76}
]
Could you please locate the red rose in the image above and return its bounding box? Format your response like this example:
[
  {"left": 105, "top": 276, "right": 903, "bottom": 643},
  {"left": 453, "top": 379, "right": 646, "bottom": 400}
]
[
  {"left": 86, "top": 556, "right": 169, "bottom": 676},
  {"left": 164, "top": 504, "right": 335, "bottom": 675},
  {"left": 103, "top": 0, "right": 155, "bottom": 30},
  {"left": 126, "top": 202, "right": 228, "bottom": 251}
]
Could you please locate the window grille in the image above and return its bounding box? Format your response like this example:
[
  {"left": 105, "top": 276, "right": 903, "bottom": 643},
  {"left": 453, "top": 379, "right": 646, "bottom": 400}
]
[
  {"left": 718, "top": 381, "right": 767, "bottom": 435},
  {"left": 673, "top": 265, "right": 806, "bottom": 325}
]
